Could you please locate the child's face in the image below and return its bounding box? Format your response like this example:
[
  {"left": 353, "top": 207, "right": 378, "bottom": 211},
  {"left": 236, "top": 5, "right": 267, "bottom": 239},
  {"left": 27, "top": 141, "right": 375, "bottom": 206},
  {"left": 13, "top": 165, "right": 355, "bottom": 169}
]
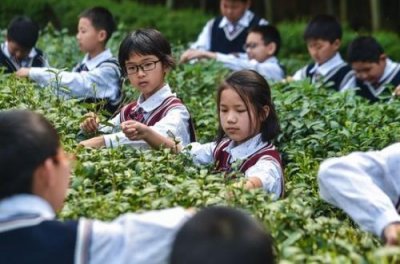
[
  {"left": 245, "top": 32, "right": 273, "bottom": 62},
  {"left": 351, "top": 56, "right": 386, "bottom": 84},
  {"left": 306, "top": 39, "right": 340, "bottom": 65},
  {"left": 6, "top": 39, "right": 31, "bottom": 62},
  {"left": 219, "top": 88, "right": 258, "bottom": 144},
  {"left": 125, "top": 53, "right": 166, "bottom": 100},
  {"left": 220, "top": 0, "right": 250, "bottom": 23},
  {"left": 76, "top": 17, "right": 105, "bottom": 55}
]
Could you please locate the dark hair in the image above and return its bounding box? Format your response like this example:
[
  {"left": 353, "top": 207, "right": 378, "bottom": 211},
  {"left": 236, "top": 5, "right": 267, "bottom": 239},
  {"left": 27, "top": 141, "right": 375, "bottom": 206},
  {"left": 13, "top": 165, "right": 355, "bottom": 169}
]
[
  {"left": 79, "top": 6, "right": 116, "bottom": 43},
  {"left": 170, "top": 206, "right": 276, "bottom": 264},
  {"left": 0, "top": 110, "right": 59, "bottom": 200},
  {"left": 118, "top": 28, "right": 175, "bottom": 76},
  {"left": 216, "top": 70, "right": 280, "bottom": 143},
  {"left": 248, "top": 25, "right": 281, "bottom": 56},
  {"left": 347, "top": 36, "right": 384, "bottom": 63},
  {"left": 7, "top": 16, "right": 39, "bottom": 49},
  {"left": 303, "top": 14, "right": 342, "bottom": 43}
]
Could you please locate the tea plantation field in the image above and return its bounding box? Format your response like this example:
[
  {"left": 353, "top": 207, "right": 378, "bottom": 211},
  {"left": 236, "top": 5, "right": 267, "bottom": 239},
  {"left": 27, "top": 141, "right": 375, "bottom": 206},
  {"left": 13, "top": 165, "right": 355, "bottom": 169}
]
[{"left": 1, "top": 29, "right": 400, "bottom": 263}]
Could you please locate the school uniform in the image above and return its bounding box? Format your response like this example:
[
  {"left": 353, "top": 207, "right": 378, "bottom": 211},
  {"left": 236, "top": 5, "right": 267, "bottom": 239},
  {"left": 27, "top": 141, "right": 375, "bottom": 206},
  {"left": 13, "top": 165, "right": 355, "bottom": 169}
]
[
  {"left": 28, "top": 49, "right": 122, "bottom": 112},
  {"left": 215, "top": 53, "right": 285, "bottom": 82},
  {"left": 0, "top": 194, "right": 190, "bottom": 264},
  {"left": 0, "top": 41, "right": 48, "bottom": 73},
  {"left": 350, "top": 59, "right": 400, "bottom": 102},
  {"left": 187, "top": 133, "right": 283, "bottom": 198},
  {"left": 318, "top": 143, "right": 400, "bottom": 237},
  {"left": 292, "top": 53, "right": 354, "bottom": 91},
  {"left": 190, "top": 10, "right": 268, "bottom": 54},
  {"left": 101, "top": 84, "right": 194, "bottom": 149}
]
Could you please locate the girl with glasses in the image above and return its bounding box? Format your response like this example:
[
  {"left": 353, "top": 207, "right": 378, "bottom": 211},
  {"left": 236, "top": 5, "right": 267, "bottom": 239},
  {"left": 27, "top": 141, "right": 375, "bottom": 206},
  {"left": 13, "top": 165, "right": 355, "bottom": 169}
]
[{"left": 79, "top": 28, "right": 195, "bottom": 149}]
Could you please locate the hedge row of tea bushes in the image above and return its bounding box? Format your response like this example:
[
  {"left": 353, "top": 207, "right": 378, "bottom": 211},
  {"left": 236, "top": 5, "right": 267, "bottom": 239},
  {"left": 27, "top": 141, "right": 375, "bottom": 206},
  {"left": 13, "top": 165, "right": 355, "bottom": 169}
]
[{"left": 1, "top": 27, "right": 400, "bottom": 262}]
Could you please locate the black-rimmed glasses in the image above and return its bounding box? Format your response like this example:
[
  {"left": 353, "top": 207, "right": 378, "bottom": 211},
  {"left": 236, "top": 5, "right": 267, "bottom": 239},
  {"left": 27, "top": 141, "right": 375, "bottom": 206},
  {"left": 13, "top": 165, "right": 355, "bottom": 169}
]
[{"left": 126, "top": 60, "right": 160, "bottom": 75}]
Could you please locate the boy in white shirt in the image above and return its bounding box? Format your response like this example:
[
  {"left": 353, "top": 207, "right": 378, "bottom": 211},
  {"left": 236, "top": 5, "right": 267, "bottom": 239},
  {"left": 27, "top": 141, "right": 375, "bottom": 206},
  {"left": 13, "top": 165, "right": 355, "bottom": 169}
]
[
  {"left": 292, "top": 14, "right": 354, "bottom": 91},
  {"left": 0, "top": 16, "right": 48, "bottom": 73},
  {"left": 180, "top": 0, "right": 267, "bottom": 61},
  {"left": 16, "top": 7, "right": 121, "bottom": 114},
  {"left": 318, "top": 143, "right": 400, "bottom": 245},
  {"left": 180, "top": 25, "right": 285, "bottom": 82}
]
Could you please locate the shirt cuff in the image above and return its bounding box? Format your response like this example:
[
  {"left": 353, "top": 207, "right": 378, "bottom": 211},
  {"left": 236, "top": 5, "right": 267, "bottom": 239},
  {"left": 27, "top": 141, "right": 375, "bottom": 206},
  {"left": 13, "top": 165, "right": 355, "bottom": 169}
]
[
  {"left": 103, "top": 132, "right": 123, "bottom": 148},
  {"left": 29, "top": 67, "right": 53, "bottom": 85},
  {"left": 375, "top": 209, "right": 400, "bottom": 237}
]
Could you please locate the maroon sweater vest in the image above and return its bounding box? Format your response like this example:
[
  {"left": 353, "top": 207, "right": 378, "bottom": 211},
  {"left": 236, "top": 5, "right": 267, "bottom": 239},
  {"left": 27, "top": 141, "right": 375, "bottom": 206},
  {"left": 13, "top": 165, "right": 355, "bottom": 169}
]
[{"left": 213, "top": 138, "right": 284, "bottom": 197}]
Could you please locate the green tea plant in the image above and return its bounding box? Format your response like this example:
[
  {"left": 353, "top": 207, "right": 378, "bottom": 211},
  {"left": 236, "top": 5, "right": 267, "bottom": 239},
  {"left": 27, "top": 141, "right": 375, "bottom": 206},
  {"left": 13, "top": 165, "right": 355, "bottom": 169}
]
[{"left": 1, "top": 29, "right": 400, "bottom": 263}]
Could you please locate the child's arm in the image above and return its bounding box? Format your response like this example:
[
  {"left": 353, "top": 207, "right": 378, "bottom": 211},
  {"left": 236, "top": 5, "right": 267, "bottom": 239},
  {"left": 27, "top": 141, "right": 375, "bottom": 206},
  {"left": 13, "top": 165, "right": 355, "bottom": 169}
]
[
  {"left": 121, "top": 120, "right": 182, "bottom": 153},
  {"left": 318, "top": 143, "right": 400, "bottom": 242},
  {"left": 15, "top": 64, "right": 120, "bottom": 100},
  {"left": 180, "top": 50, "right": 216, "bottom": 63}
]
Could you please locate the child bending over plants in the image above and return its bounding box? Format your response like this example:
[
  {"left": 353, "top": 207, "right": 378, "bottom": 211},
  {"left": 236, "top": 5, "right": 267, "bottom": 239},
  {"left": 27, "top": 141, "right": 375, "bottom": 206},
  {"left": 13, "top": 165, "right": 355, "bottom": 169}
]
[
  {"left": 122, "top": 69, "right": 284, "bottom": 197},
  {"left": 79, "top": 28, "right": 195, "bottom": 149}
]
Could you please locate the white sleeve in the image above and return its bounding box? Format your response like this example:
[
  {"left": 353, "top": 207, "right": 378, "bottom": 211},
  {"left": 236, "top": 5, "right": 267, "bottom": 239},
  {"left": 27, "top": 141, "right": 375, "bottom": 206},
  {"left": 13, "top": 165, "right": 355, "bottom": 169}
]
[
  {"left": 292, "top": 66, "right": 306, "bottom": 81},
  {"left": 88, "top": 207, "right": 192, "bottom": 264},
  {"left": 190, "top": 19, "right": 215, "bottom": 51},
  {"left": 28, "top": 63, "right": 120, "bottom": 101},
  {"left": 318, "top": 143, "right": 400, "bottom": 237},
  {"left": 216, "top": 54, "right": 284, "bottom": 82},
  {"left": 103, "top": 106, "right": 191, "bottom": 149},
  {"left": 244, "top": 157, "right": 283, "bottom": 198},
  {"left": 185, "top": 142, "right": 216, "bottom": 165}
]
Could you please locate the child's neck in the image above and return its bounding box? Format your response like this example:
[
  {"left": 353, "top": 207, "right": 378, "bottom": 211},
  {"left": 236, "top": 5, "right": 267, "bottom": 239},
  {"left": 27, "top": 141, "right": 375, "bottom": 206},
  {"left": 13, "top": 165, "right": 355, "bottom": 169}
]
[{"left": 87, "top": 46, "right": 106, "bottom": 60}]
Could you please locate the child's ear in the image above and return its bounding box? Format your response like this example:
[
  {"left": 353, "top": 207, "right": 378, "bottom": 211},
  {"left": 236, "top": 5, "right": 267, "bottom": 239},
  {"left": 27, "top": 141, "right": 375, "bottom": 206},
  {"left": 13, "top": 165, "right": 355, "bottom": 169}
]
[
  {"left": 98, "top": 30, "right": 107, "bottom": 43},
  {"left": 332, "top": 39, "right": 341, "bottom": 50},
  {"left": 261, "top": 105, "right": 270, "bottom": 121},
  {"left": 265, "top": 42, "right": 277, "bottom": 56},
  {"left": 32, "top": 158, "right": 55, "bottom": 196},
  {"left": 379, "top": 53, "right": 387, "bottom": 62}
]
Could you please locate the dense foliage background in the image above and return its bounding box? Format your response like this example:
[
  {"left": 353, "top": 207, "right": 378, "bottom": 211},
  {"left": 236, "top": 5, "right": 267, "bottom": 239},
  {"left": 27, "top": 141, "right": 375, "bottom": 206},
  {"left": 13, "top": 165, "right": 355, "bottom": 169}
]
[{"left": 1, "top": 7, "right": 400, "bottom": 263}]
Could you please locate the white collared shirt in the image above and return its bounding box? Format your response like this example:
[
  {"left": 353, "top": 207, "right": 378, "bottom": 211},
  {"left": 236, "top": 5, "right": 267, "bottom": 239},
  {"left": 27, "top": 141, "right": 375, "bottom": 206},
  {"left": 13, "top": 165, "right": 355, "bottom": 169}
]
[
  {"left": 29, "top": 49, "right": 121, "bottom": 104},
  {"left": 1, "top": 41, "right": 49, "bottom": 69},
  {"left": 190, "top": 10, "right": 268, "bottom": 52},
  {"left": 347, "top": 58, "right": 400, "bottom": 98},
  {"left": 102, "top": 84, "right": 191, "bottom": 149},
  {"left": 215, "top": 53, "right": 284, "bottom": 82},
  {"left": 318, "top": 143, "right": 400, "bottom": 237},
  {"left": 293, "top": 53, "right": 354, "bottom": 91},
  {"left": 187, "top": 134, "right": 282, "bottom": 197},
  {"left": 0, "top": 194, "right": 191, "bottom": 264}
]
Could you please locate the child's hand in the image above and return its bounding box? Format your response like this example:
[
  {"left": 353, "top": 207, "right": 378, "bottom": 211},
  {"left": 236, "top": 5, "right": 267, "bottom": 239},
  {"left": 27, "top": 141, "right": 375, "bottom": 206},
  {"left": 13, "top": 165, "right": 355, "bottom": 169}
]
[
  {"left": 383, "top": 222, "right": 400, "bottom": 245},
  {"left": 80, "top": 112, "right": 100, "bottom": 134},
  {"left": 394, "top": 85, "right": 400, "bottom": 96},
  {"left": 15, "top": 68, "right": 30, "bottom": 78},
  {"left": 121, "top": 120, "right": 149, "bottom": 141}
]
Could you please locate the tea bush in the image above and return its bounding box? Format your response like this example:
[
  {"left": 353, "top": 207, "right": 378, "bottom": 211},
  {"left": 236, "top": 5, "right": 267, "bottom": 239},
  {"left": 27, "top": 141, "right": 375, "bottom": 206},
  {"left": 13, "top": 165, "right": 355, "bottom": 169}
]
[{"left": 1, "top": 29, "right": 400, "bottom": 263}]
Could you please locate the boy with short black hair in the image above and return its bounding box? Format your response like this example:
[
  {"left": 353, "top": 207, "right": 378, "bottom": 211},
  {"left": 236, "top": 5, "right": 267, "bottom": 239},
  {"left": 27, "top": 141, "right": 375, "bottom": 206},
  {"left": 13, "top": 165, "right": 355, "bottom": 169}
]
[
  {"left": 180, "top": 25, "right": 284, "bottom": 82},
  {"left": 0, "top": 16, "right": 48, "bottom": 73},
  {"left": 170, "top": 206, "right": 276, "bottom": 264},
  {"left": 292, "top": 14, "right": 354, "bottom": 91},
  {"left": 347, "top": 36, "right": 400, "bottom": 102},
  {"left": 16, "top": 7, "right": 121, "bottom": 114},
  {"left": 180, "top": 0, "right": 268, "bottom": 62}
]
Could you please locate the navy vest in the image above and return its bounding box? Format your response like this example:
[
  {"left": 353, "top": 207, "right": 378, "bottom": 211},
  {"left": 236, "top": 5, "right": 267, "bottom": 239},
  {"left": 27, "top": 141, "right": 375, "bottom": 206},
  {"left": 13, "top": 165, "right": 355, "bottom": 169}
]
[
  {"left": 210, "top": 15, "right": 261, "bottom": 54},
  {"left": 355, "top": 64, "right": 400, "bottom": 103},
  {"left": 0, "top": 215, "right": 82, "bottom": 264},
  {"left": 77, "top": 58, "right": 123, "bottom": 115},
  {"left": 305, "top": 63, "right": 353, "bottom": 91},
  {"left": 0, "top": 47, "right": 46, "bottom": 74}
]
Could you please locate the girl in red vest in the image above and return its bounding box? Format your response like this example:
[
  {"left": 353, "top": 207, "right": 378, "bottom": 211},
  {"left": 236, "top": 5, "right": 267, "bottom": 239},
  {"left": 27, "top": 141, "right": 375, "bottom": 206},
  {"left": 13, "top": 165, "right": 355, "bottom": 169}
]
[
  {"left": 123, "top": 70, "right": 283, "bottom": 198},
  {"left": 79, "top": 28, "right": 195, "bottom": 149}
]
